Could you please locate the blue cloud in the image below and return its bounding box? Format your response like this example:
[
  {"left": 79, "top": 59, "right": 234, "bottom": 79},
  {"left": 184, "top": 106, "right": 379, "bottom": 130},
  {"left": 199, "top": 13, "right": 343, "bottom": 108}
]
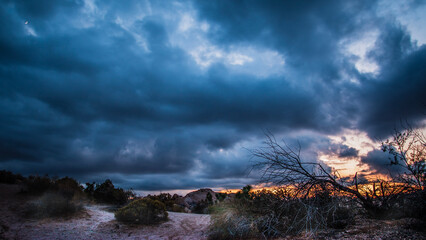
[{"left": 0, "top": 0, "right": 425, "bottom": 190}]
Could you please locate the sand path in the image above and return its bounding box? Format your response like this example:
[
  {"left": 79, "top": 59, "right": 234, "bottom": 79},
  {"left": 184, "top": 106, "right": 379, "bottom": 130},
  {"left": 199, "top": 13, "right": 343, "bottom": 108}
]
[
  {"left": 2, "top": 204, "right": 210, "bottom": 240},
  {"left": 0, "top": 184, "right": 210, "bottom": 240}
]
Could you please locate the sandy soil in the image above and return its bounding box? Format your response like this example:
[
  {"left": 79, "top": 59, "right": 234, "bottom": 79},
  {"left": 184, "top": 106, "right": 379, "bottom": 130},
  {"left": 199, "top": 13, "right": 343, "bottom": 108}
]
[
  {"left": 0, "top": 184, "right": 210, "bottom": 240},
  {"left": 4, "top": 207, "right": 210, "bottom": 240}
]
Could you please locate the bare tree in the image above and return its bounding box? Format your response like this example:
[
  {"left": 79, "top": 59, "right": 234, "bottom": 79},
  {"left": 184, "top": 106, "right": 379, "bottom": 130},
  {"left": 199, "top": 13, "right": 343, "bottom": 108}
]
[
  {"left": 251, "top": 134, "right": 405, "bottom": 215},
  {"left": 381, "top": 124, "right": 426, "bottom": 190}
]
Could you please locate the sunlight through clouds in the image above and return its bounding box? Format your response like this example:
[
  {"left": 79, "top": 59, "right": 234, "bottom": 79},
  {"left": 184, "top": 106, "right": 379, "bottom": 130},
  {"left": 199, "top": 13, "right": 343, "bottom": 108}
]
[{"left": 320, "top": 129, "right": 378, "bottom": 177}]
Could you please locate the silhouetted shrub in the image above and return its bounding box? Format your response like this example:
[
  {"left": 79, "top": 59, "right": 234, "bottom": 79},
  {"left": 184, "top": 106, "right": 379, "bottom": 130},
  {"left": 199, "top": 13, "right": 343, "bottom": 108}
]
[
  {"left": 25, "top": 175, "right": 54, "bottom": 195},
  {"left": 85, "top": 179, "right": 134, "bottom": 205},
  {"left": 0, "top": 170, "right": 24, "bottom": 184},
  {"left": 23, "top": 175, "right": 85, "bottom": 200},
  {"left": 26, "top": 192, "right": 82, "bottom": 218},
  {"left": 216, "top": 192, "right": 228, "bottom": 202},
  {"left": 84, "top": 182, "right": 94, "bottom": 195},
  {"left": 54, "top": 177, "right": 84, "bottom": 200},
  {"left": 235, "top": 185, "right": 253, "bottom": 200},
  {"left": 115, "top": 198, "right": 168, "bottom": 224},
  {"left": 146, "top": 193, "right": 182, "bottom": 211}
]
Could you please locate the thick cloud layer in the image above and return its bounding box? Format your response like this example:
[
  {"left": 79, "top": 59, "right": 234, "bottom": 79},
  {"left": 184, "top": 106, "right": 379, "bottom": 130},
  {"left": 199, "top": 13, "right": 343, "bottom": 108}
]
[
  {"left": 0, "top": 0, "right": 425, "bottom": 190},
  {"left": 360, "top": 150, "right": 405, "bottom": 176}
]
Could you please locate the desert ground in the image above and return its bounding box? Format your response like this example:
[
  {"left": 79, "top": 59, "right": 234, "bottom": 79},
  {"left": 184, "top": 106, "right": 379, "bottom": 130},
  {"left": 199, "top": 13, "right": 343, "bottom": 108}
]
[
  {"left": 0, "top": 184, "right": 210, "bottom": 240},
  {"left": 1, "top": 206, "right": 210, "bottom": 240},
  {"left": 1, "top": 183, "right": 425, "bottom": 240}
]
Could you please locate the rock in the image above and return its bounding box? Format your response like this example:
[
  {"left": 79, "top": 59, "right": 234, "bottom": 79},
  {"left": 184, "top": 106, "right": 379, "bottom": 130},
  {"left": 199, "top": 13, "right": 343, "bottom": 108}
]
[{"left": 176, "top": 189, "right": 217, "bottom": 212}]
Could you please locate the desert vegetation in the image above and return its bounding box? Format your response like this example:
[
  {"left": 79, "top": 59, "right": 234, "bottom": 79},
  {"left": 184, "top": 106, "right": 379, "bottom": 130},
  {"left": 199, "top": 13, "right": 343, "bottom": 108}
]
[
  {"left": 144, "top": 193, "right": 185, "bottom": 212},
  {"left": 0, "top": 171, "right": 135, "bottom": 220},
  {"left": 208, "top": 126, "right": 426, "bottom": 239},
  {"left": 0, "top": 171, "right": 85, "bottom": 219},
  {"left": 208, "top": 185, "right": 355, "bottom": 239},
  {"left": 22, "top": 176, "right": 85, "bottom": 219},
  {"left": 0, "top": 170, "right": 25, "bottom": 184},
  {"left": 84, "top": 179, "right": 134, "bottom": 205},
  {"left": 115, "top": 198, "right": 168, "bottom": 224}
]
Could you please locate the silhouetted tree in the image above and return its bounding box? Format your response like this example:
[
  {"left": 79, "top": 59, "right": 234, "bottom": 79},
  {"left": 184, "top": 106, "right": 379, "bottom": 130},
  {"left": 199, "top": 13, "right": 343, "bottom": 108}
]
[
  {"left": 252, "top": 134, "right": 400, "bottom": 216},
  {"left": 236, "top": 185, "right": 253, "bottom": 200},
  {"left": 381, "top": 124, "right": 425, "bottom": 190},
  {"left": 85, "top": 179, "right": 133, "bottom": 205}
]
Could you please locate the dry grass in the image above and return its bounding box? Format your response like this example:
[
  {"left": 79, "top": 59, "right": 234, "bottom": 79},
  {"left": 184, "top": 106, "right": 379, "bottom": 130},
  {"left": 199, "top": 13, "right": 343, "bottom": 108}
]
[{"left": 208, "top": 188, "right": 355, "bottom": 239}]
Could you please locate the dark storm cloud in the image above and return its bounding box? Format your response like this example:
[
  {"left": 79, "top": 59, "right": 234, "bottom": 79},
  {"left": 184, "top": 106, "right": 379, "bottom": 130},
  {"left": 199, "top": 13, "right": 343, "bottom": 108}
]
[
  {"left": 338, "top": 146, "right": 359, "bottom": 158},
  {"left": 359, "top": 25, "right": 426, "bottom": 138},
  {"left": 0, "top": 0, "right": 425, "bottom": 190},
  {"left": 360, "top": 149, "right": 404, "bottom": 176},
  {"left": 193, "top": 0, "right": 377, "bottom": 134},
  {"left": 194, "top": 0, "right": 426, "bottom": 138},
  {"left": 326, "top": 144, "right": 359, "bottom": 159},
  {"left": 194, "top": 0, "right": 376, "bottom": 77}
]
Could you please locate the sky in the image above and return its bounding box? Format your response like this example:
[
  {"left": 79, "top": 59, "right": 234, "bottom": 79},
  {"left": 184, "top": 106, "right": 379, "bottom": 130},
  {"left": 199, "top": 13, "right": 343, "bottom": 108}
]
[{"left": 1, "top": 0, "right": 425, "bottom": 191}]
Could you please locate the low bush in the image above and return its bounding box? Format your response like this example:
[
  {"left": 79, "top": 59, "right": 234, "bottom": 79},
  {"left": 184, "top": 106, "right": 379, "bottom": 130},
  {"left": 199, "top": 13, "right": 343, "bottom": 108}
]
[
  {"left": 54, "top": 177, "right": 85, "bottom": 200},
  {"left": 145, "top": 193, "right": 182, "bottom": 211},
  {"left": 25, "top": 175, "right": 53, "bottom": 195},
  {"left": 26, "top": 192, "right": 83, "bottom": 218},
  {"left": 172, "top": 204, "right": 185, "bottom": 212},
  {"left": 115, "top": 198, "right": 168, "bottom": 225}
]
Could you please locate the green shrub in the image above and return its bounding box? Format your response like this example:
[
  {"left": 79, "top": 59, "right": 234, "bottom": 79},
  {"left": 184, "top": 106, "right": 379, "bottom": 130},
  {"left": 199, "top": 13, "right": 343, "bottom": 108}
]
[
  {"left": 26, "top": 192, "right": 82, "bottom": 218},
  {"left": 172, "top": 204, "right": 185, "bottom": 212},
  {"left": 115, "top": 198, "right": 168, "bottom": 225},
  {"left": 145, "top": 193, "right": 182, "bottom": 211}
]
